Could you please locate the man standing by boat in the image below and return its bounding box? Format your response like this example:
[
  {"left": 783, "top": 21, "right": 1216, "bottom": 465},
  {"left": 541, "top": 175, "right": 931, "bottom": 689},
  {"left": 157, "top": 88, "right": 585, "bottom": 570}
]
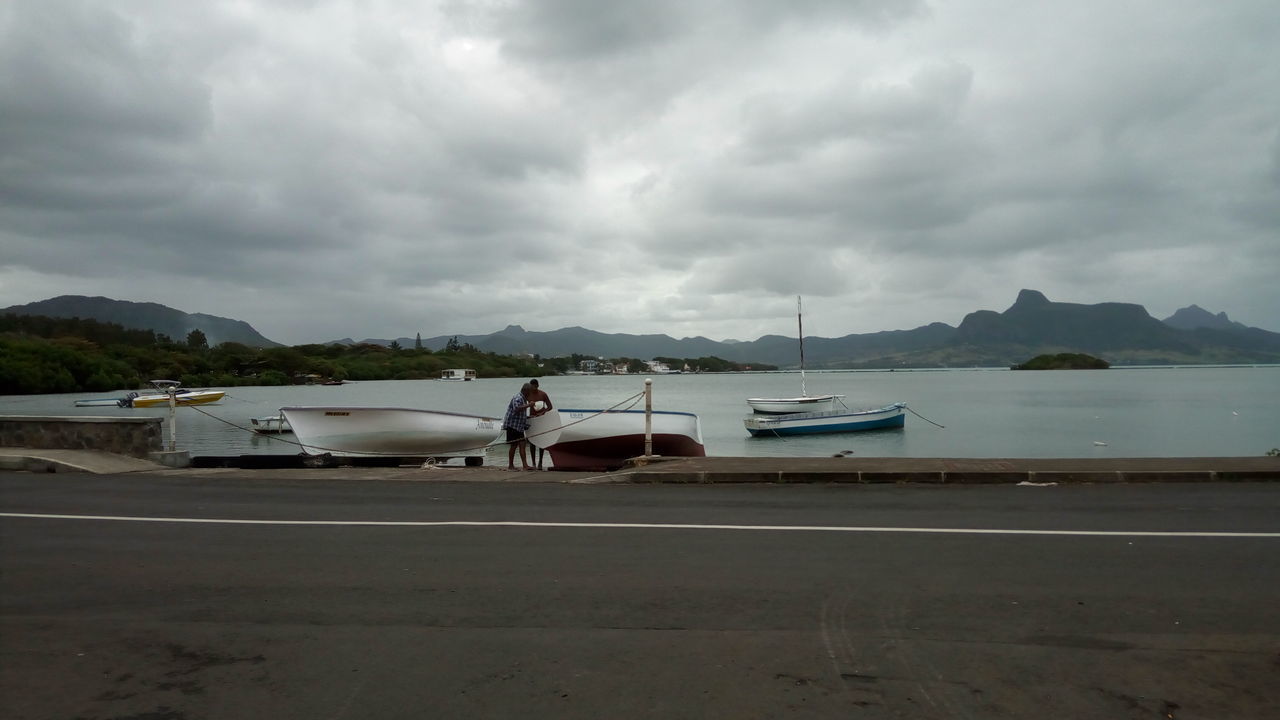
[
  {"left": 503, "top": 383, "right": 534, "bottom": 470},
  {"left": 528, "top": 379, "right": 554, "bottom": 470}
]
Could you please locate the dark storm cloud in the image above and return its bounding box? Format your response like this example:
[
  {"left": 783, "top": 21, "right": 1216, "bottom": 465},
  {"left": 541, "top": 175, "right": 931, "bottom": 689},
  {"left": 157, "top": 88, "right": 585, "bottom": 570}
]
[{"left": 0, "top": 1, "right": 1276, "bottom": 343}]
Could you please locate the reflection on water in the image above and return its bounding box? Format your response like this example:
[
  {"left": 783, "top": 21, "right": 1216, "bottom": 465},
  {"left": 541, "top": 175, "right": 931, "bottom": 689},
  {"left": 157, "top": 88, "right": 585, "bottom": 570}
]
[{"left": 2, "top": 367, "right": 1277, "bottom": 459}]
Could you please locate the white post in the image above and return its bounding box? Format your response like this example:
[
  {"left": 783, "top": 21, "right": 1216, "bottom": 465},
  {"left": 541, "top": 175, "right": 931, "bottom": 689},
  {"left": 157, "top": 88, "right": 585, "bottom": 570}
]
[
  {"left": 167, "top": 386, "right": 177, "bottom": 452},
  {"left": 644, "top": 378, "right": 653, "bottom": 457}
]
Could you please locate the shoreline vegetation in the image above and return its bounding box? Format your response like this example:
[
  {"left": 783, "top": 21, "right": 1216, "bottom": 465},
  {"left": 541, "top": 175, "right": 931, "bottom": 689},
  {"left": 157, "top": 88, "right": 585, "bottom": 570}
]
[
  {"left": 0, "top": 314, "right": 773, "bottom": 396},
  {"left": 3, "top": 314, "right": 1274, "bottom": 397},
  {"left": 1012, "top": 353, "right": 1111, "bottom": 370}
]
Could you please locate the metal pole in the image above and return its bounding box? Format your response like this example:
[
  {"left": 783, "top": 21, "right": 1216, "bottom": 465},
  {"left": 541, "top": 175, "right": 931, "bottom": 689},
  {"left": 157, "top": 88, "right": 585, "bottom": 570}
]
[
  {"left": 167, "top": 387, "right": 177, "bottom": 452},
  {"left": 797, "top": 296, "right": 807, "bottom": 397},
  {"left": 644, "top": 378, "right": 653, "bottom": 457}
]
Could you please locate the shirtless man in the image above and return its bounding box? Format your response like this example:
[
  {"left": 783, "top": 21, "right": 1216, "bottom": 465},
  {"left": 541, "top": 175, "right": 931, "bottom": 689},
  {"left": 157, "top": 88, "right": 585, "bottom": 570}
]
[{"left": 527, "top": 379, "right": 554, "bottom": 470}]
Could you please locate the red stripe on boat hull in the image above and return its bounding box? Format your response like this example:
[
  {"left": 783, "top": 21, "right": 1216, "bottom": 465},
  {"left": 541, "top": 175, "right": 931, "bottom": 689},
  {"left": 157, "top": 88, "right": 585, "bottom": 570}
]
[{"left": 547, "top": 433, "right": 706, "bottom": 471}]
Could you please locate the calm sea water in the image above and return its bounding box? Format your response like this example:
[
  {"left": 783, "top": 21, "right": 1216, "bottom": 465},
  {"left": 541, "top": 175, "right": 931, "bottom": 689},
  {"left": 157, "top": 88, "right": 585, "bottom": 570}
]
[{"left": 2, "top": 367, "right": 1277, "bottom": 459}]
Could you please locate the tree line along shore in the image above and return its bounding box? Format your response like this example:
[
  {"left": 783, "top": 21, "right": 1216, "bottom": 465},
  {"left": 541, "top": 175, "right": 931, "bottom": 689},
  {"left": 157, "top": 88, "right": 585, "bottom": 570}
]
[{"left": 0, "top": 314, "right": 769, "bottom": 395}]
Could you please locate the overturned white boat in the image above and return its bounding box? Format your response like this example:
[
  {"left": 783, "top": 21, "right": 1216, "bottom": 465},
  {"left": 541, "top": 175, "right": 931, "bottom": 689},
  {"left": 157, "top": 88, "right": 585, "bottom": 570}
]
[
  {"left": 527, "top": 408, "right": 706, "bottom": 471},
  {"left": 279, "top": 406, "right": 501, "bottom": 462}
]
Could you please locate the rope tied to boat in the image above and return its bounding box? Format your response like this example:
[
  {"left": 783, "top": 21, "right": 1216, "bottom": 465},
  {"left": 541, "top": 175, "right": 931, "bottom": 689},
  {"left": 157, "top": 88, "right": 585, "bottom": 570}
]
[{"left": 905, "top": 405, "right": 946, "bottom": 429}]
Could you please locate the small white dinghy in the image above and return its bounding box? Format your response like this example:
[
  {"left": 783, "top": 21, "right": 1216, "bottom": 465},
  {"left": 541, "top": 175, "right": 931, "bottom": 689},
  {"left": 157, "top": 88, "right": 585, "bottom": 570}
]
[
  {"left": 746, "top": 394, "right": 843, "bottom": 414},
  {"left": 250, "top": 415, "right": 292, "bottom": 434},
  {"left": 746, "top": 297, "right": 844, "bottom": 414}
]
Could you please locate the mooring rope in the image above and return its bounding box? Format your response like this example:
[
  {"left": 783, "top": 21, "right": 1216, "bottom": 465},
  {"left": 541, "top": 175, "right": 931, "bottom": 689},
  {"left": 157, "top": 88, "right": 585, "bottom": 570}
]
[{"left": 905, "top": 405, "right": 946, "bottom": 429}]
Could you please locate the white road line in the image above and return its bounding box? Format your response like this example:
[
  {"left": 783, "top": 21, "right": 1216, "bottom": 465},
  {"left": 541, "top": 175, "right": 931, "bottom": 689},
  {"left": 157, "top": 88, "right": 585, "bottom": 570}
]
[{"left": 2, "top": 512, "right": 1278, "bottom": 537}]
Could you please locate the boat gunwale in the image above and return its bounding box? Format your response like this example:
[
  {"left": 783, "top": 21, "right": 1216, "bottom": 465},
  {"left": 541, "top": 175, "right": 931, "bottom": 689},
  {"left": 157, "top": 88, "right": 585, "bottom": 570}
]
[
  {"left": 557, "top": 408, "right": 701, "bottom": 419},
  {"left": 745, "top": 394, "right": 845, "bottom": 404},
  {"left": 279, "top": 406, "right": 501, "bottom": 422}
]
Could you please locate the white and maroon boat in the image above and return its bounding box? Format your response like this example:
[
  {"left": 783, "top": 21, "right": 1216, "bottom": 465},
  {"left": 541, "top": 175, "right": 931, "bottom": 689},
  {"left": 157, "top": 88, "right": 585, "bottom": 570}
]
[
  {"left": 527, "top": 408, "right": 706, "bottom": 471},
  {"left": 279, "top": 406, "right": 501, "bottom": 463}
]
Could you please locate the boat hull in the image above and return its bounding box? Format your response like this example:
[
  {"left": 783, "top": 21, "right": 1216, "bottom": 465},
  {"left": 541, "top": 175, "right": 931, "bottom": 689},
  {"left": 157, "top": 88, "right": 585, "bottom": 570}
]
[
  {"left": 746, "top": 395, "right": 843, "bottom": 414},
  {"left": 129, "top": 390, "right": 225, "bottom": 408},
  {"left": 744, "top": 403, "right": 907, "bottom": 436},
  {"left": 280, "top": 406, "right": 501, "bottom": 457},
  {"left": 528, "top": 409, "right": 706, "bottom": 471}
]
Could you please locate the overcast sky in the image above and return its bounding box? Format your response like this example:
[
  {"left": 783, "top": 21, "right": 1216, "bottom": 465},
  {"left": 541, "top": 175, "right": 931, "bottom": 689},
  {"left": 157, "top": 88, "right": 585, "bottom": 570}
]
[{"left": 2, "top": 1, "right": 1278, "bottom": 345}]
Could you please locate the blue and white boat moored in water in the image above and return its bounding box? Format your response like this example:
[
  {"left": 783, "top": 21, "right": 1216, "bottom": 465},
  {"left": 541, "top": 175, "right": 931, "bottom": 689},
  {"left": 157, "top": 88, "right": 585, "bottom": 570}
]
[{"left": 744, "top": 402, "right": 907, "bottom": 437}]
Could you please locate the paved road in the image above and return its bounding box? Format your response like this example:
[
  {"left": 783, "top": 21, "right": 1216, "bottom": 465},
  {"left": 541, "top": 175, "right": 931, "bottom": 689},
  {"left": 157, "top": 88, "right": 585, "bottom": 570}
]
[{"left": 2, "top": 473, "right": 1278, "bottom": 719}]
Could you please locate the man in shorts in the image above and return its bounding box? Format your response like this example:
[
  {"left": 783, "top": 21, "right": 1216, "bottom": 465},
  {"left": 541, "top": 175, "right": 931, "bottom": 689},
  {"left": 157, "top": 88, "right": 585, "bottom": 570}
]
[{"left": 502, "top": 383, "right": 534, "bottom": 470}]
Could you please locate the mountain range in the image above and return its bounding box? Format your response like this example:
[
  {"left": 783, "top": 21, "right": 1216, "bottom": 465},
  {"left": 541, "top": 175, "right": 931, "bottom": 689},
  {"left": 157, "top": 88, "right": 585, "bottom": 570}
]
[
  {"left": 2, "top": 296, "right": 280, "bottom": 348},
  {"left": 340, "top": 289, "right": 1280, "bottom": 367},
  {"left": 5, "top": 291, "right": 1278, "bottom": 367}
]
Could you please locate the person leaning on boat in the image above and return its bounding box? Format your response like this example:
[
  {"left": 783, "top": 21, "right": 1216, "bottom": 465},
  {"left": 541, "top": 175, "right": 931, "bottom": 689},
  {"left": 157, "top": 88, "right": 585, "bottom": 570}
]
[
  {"left": 502, "top": 383, "right": 535, "bottom": 471},
  {"left": 528, "top": 379, "right": 554, "bottom": 470}
]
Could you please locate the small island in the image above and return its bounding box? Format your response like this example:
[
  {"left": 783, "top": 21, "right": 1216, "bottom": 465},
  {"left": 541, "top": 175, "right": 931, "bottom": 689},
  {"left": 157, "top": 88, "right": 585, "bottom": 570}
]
[{"left": 1011, "top": 353, "right": 1110, "bottom": 370}]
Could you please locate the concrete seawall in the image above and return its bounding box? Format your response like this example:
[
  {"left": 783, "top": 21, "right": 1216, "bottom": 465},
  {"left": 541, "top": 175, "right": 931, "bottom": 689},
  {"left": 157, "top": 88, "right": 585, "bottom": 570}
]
[
  {"left": 1, "top": 447, "right": 1277, "bottom": 482},
  {"left": 614, "top": 456, "right": 1280, "bottom": 483},
  {"left": 0, "top": 415, "right": 162, "bottom": 458}
]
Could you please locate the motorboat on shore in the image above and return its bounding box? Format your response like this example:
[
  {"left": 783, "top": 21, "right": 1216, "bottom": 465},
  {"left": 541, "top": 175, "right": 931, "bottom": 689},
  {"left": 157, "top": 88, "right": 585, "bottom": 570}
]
[
  {"left": 527, "top": 408, "right": 706, "bottom": 471},
  {"left": 279, "top": 406, "right": 501, "bottom": 463},
  {"left": 744, "top": 402, "right": 907, "bottom": 437}
]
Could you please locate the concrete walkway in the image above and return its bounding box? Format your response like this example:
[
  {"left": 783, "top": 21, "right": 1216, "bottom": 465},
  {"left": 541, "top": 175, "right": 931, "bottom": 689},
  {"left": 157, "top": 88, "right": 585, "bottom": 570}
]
[
  {"left": 0, "top": 448, "right": 170, "bottom": 474},
  {"left": 2, "top": 448, "right": 1277, "bottom": 482},
  {"left": 617, "top": 455, "right": 1280, "bottom": 483}
]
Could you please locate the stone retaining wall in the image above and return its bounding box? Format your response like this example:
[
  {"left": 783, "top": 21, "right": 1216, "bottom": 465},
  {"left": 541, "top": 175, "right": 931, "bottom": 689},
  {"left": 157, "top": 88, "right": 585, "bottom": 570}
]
[{"left": 0, "top": 416, "right": 164, "bottom": 459}]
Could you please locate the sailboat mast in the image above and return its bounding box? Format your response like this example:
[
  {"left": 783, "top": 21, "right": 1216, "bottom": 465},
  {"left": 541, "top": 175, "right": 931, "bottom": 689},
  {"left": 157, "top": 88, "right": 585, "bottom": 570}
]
[{"left": 797, "top": 295, "right": 807, "bottom": 397}]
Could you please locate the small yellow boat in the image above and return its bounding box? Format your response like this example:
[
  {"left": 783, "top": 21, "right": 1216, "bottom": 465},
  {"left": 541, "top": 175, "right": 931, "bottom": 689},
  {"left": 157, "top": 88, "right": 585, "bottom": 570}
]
[
  {"left": 128, "top": 389, "right": 225, "bottom": 407},
  {"left": 120, "top": 380, "right": 225, "bottom": 408}
]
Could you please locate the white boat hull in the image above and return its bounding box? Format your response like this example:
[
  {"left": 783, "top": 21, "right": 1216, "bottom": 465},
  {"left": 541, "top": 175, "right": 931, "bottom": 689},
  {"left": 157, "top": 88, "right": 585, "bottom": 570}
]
[
  {"left": 746, "top": 394, "right": 843, "bottom": 414},
  {"left": 744, "top": 403, "right": 907, "bottom": 436},
  {"left": 280, "top": 406, "right": 501, "bottom": 458},
  {"left": 527, "top": 408, "right": 706, "bottom": 470}
]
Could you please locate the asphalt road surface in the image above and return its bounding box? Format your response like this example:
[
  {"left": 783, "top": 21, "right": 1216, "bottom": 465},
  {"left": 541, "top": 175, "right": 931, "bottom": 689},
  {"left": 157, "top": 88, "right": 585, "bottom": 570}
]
[{"left": 2, "top": 473, "right": 1278, "bottom": 719}]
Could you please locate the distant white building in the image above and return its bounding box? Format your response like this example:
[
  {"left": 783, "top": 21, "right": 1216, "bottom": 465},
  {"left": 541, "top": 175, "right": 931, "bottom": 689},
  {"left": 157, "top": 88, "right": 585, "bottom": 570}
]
[{"left": 645, "top": 360, "right": 675, "bottom": 374}]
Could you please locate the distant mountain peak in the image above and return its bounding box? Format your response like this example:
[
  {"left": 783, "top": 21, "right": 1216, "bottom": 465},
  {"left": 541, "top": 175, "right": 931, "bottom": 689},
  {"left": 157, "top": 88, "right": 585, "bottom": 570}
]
[
  {"left": 1162, "top": 304, "right": 1247, "bottom": 331},
  {"left": 1009, "top": 289, "right": 1051, "bottom": 309}
]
